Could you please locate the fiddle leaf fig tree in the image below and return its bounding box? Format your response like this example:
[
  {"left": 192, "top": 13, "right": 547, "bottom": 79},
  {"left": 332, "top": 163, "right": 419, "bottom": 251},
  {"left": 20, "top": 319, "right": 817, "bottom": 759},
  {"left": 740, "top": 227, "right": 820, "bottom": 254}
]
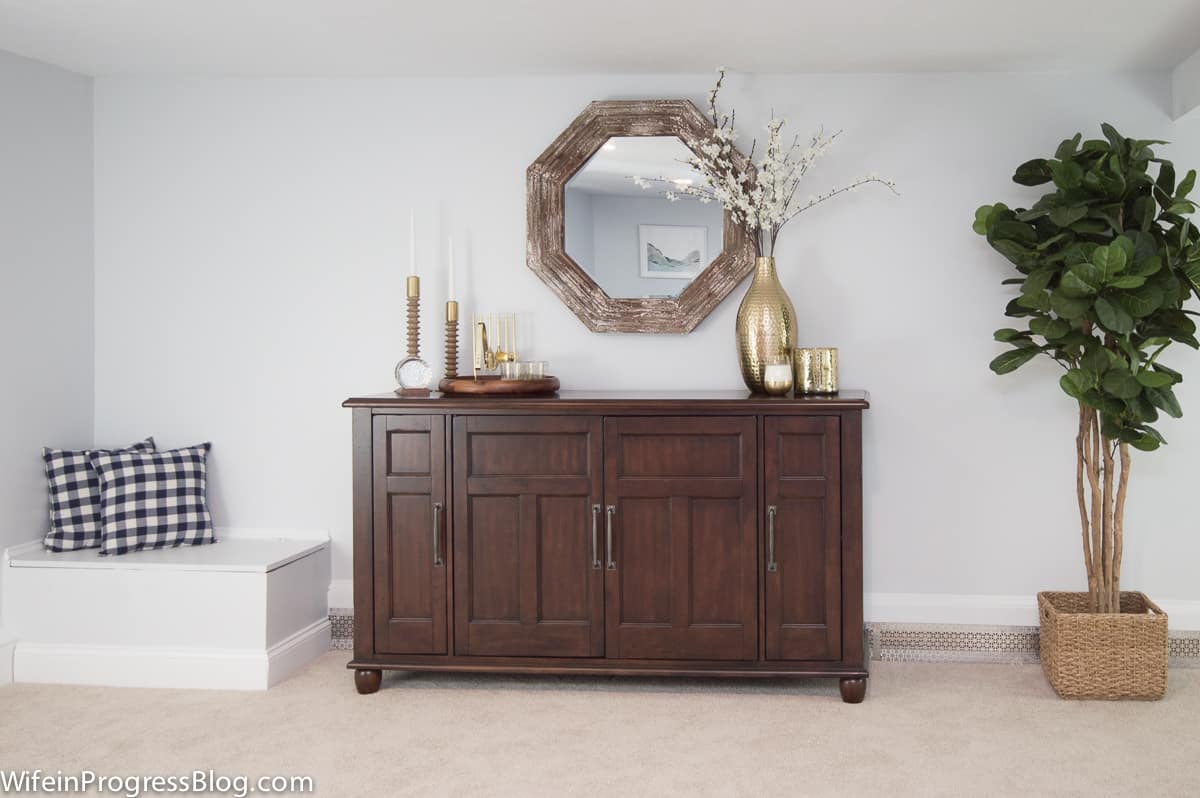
[{"left": 974, "top": 124, "right": 1200, "bottom": 614}]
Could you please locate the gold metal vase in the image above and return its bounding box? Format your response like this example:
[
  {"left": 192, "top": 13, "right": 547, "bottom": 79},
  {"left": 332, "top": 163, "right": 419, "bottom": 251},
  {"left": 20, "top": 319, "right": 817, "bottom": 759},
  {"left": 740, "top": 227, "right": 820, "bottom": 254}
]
[{"left": 736, "top": 256, "right": 797, "bottom": 393}]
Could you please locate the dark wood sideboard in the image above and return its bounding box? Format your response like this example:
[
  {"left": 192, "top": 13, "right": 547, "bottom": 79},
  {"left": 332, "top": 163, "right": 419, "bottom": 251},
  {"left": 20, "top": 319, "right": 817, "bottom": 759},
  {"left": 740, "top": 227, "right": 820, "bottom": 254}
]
[{"left": 343, "top": 391, "right": 870, "bottom": 702}]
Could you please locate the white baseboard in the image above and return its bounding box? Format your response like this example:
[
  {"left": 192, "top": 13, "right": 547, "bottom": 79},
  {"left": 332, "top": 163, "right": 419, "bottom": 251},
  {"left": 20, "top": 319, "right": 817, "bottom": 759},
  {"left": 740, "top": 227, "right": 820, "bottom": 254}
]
[
  {"left": 328, "top": 578, "right": 353, "bottom": 611},
  {"left": 267, "top": 619, "right": 333, "bottom": 686},
  {"left": 866, "top": 592, "right": 1200, "bottom": 631},
  {"left": 0, "top": 631, "right": 15, "bottom": 686},
  {"left": 14, "top": 619, "right": 330, "bottom": 691}
]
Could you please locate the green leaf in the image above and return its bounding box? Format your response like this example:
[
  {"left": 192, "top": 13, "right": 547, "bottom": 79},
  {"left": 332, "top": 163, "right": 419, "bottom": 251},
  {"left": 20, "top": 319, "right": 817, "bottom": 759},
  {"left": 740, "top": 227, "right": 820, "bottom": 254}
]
[
  {"left": 1080, "top": 390, "right": 1126, "bottom": 416},
  {"left": 1146, "top": 386, "right": 1183, "bottom": 418},
  {"left": 1029, "top": 316, "right": 1071, "bottom": 339},
  {"left": 1048, "top": 205, "right": 1088, "bottom": 227},
  {"left": 1156, "top": 162, "right": 1176, "bottom": 195},
  {"left": 1022, "top": 267, "right": 1056, "bottom": 296},
  {"left": 1013, "top": 159, "right": 1053, "bottom": 186},
  {"left": 1178, "top": 169, "right": 1197, "bottom": 199},
  {"left": 1115, "top": 284, "right": 1164, "bottom": 318},
  {"left": 1102, "top": 367, "right": 1142, "bottom": 399},
  {"left": 1092, "top": 244, "right": 1128, "bottom": 279},
  {"left": 1126, "top": 394, "right": 1159, "bottom": 424},
  {"left": 1005, "top": 297, "right": 1035, "bottom": 318},
  {"left": 1133, "top": 195, "right": 1156, "bottom": 231},
  {"left": 1055, "top": 134, "right": 1082, "bottom": 160},
  {"left": 1108, "top": 275, "right": 1146, "bottom": 289},
  {"left": 993, "top": 328, "right": 1024, "bottom": 342},
  {"left": 1069, "top": 218, "right": 1111, "bottom": 235},
  {"left": 1061, "top": 268, "right": 1099, "bottom": 297},
  {"left": 1050, "top": 291, "right": 1091, "bottom": 319},
  {"left": 1116, "top": 336, "right": 1140, "bottom": 364},
  {"left": 973, "top": 205, "right": 994, "bottom": 235},
  {"left": 1082, "top": 346, "right": 1114, "bottom": 374},
  {"left": 1131, "top": 255, "right": 1162, "bottom": 278},
  {"left": 1182, "top": 261, "right": 1200, "bottom": 298},
  {"left": 1136, "top": 370, "right": 1175, "bottom": 388},
  {"left": 1094, "top": 296, "right": 1134, "bottom": 333},
  {"left": 1101, "top": 123, "right": 1128, "bottom": 157},
  {"left": 1093, "top": 204, "right": 1124, "bottom": 234},
  {"left": 1129, "top": 434, "right": 1162, "bottom": 452},
  {"left": 990, "top": 348, "right": 1040, "bottom": 375},
  {"left": 1049, "top": 160, "right": 1084, "bottom": 190},
  {"left": 1166, "top": 201, "right": 1197, "bottom": 215},
  {"left": 1016, "top": 290, "right": 1051, "bottom": 312},
  {"left": 992, "top": 220, "right": 1038, "bottom": 245},
  {"left": 989, "top": 239, "right": 1035, "bottom": 268},
  {"left": 1060, "top": 369, "right": 1093, "bottom": 399}
]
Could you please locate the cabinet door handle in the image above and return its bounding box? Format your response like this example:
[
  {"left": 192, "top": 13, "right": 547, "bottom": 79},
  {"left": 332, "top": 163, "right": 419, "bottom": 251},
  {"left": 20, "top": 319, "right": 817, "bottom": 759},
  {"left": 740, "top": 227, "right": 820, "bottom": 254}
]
[
  {"left": 591, "top": 504, "right": 602, "bottom": 570},
  {"left": 767, "top": 505, "right": 778, "bottom": 573},
  {"left": 432, "top": 502, "right": 444, "bottom": 567},
  {"left": 605, "top": 505, "right": 617, "bottom": 571}
]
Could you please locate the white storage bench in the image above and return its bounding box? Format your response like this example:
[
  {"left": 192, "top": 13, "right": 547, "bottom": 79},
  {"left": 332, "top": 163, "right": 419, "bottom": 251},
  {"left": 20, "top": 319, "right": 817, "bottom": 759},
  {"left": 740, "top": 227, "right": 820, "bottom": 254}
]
[{"left": 1, "top": 529, "right": 331, "bottom": 690}]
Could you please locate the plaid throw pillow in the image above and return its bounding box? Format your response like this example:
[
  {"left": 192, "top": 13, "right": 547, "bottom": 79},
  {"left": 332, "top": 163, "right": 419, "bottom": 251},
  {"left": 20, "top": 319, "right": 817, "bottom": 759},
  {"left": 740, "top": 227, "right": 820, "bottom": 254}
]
[
  {"left": 42, "top": 438, "right": 156, "bottom": 551},
  {"left": 89, "top": 443, "right": 215, "bottom": 556}
]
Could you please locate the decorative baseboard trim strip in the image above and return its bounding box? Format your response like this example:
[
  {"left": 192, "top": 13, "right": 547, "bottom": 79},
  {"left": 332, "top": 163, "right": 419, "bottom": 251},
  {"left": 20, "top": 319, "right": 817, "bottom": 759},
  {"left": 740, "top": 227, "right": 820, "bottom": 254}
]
[
  {"left": 330, "top": 611, "right": 352, "bottom": 651},
  {"left": 867, "top": 622, "right": 1200, "bottom": 669}
]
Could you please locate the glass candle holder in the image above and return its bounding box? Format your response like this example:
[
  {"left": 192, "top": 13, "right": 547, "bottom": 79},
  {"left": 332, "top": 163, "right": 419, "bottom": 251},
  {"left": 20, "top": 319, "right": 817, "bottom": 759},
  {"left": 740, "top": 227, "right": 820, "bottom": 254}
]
[
  {"left": 500, "top": 361, "right": 549, "bottom": 380},
  {"left": 762, "top": 362, "right": 794, "bottom": 397},
  {"left": 794, "top": 347, "right": 839, "bottom": 394}
]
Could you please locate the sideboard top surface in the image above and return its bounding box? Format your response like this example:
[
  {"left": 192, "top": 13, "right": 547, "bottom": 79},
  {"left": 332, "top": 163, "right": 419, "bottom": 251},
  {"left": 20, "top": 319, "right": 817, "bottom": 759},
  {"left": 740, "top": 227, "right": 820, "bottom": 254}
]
[{"left": 343, "top": 389, "right": 869, "bottom": 411}]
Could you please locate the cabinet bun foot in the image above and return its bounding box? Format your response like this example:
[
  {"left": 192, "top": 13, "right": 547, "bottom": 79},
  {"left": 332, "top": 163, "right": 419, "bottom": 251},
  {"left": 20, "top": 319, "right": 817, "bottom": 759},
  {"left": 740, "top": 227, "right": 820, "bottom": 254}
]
[
  {"left": 839, "top": 677, "right": 867, "bottom": 704},
  {"left": 355, "top": 668, "right": 383, "bottom": 695}
]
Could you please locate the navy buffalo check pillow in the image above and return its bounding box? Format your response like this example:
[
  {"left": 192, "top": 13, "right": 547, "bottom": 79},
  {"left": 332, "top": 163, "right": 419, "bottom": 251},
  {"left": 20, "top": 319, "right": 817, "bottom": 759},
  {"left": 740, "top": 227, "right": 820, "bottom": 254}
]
[
  {"left": 88, "top": 442, "right": 215, "bottom": 556},
  {"left": 42, "top": 437, "right": 156, "bottom": 551}
]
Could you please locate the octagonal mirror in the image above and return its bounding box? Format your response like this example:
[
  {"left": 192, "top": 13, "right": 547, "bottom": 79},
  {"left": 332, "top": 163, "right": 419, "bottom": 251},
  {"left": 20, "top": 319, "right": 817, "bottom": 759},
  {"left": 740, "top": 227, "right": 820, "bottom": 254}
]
[
  {"left": 565, "top": 136, "right": 721, "bottom": 300},
  {"left": 528, "top": 100, "right": 755, "bottom": 333}
]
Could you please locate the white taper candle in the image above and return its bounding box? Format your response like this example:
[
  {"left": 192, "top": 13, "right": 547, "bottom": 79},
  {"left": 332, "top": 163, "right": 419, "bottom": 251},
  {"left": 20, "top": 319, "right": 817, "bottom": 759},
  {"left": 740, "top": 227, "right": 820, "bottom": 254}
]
[{"left": 409, "top": 209, "right": 417, "bottom": 276}]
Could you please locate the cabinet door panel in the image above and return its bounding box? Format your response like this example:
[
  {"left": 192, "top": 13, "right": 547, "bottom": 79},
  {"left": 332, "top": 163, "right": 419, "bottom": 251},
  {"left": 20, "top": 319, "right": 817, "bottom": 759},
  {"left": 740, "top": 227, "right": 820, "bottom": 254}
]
[
  {"left": 605, "top": 417, "right": 757, "bottom": 661},
  {"left": 764, "top": 417, "right": 842, "bottom": 661},
  {"left": 373, "top": 415, "right": 447, "bottom": 655},
  {"left": 454, "top": 416, "right": 604, "bottom": 658},
  {"left": 467, "top": 495, "right": 521, "bottom": 620}
]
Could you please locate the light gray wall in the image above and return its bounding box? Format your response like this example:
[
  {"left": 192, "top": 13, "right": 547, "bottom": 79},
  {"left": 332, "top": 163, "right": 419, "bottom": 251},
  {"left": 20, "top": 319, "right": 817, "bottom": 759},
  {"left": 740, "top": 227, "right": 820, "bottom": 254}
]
[
  {"left": 90, "top": 72, "right": 1200, "bottom": 617},
  {"left": 588, "top": 193, "right": 724, "bottom": 299},
  {"left": 0, "top": 51, "right": 93, "bottom": 601}
]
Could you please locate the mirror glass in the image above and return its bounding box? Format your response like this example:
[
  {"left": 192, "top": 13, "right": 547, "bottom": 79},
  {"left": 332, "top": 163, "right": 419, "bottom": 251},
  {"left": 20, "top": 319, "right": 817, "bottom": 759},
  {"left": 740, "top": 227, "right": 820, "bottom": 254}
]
[{"left": 564, "top": 136, "right": 723, "bottom": 299}]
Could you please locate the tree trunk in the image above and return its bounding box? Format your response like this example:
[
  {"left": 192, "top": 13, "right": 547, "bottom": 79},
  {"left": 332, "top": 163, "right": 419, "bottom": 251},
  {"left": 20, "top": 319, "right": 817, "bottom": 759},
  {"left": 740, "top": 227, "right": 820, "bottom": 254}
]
[
  {"left": 1112, "top": 443, "right": 1131, "bottom": 611},
  {"left": 1074, "top": 402, "right": 1129, "bottom": 614},
  {"left": 1076, "top": 406, "right": 1098, "bottom": 607}
]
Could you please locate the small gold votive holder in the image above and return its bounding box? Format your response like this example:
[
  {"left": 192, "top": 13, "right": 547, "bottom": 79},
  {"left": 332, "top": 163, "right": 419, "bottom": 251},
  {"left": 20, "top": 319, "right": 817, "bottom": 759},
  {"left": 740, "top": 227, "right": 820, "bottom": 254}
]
[
  {"left": 794, "top": 347, "right": 839, "bottom": 394},
  {"left": 762, "top": 362, "right": 794, "bottom": 397}
]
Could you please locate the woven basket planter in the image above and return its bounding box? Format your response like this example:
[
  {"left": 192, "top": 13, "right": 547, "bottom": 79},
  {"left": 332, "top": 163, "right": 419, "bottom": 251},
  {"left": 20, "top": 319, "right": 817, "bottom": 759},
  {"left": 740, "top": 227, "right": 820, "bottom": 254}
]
[{"left": 1038, "top": 591, "right": 1167, "bottom": 700}]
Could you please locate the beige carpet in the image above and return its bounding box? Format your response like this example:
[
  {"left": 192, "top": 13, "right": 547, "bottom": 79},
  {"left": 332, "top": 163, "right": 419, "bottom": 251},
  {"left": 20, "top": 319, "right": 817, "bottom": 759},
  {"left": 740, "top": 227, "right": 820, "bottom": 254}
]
[{"left": 2, "top": 652, "right": 1198, "bottom": 797}]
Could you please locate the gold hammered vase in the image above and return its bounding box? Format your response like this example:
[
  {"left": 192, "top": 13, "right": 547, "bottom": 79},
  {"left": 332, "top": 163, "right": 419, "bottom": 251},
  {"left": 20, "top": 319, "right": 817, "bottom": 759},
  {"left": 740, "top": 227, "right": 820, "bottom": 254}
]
[{"left": 736, "top": 256, "right": 797, "bottom": 393}]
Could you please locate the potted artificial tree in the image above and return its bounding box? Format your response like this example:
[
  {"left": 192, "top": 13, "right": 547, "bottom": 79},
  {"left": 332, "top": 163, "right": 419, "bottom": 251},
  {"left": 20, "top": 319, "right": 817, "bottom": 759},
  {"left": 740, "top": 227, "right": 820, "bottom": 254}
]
[{"left": 974, "top": 124, "right": 1199, "bottom": 700}]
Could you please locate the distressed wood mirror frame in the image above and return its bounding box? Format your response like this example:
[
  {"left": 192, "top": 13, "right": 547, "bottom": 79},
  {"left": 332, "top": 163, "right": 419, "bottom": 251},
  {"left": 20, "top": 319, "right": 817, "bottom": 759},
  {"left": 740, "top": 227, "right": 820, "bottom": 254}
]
[{"left": 527, "top": 100, "right": 756, "bottom": 334}]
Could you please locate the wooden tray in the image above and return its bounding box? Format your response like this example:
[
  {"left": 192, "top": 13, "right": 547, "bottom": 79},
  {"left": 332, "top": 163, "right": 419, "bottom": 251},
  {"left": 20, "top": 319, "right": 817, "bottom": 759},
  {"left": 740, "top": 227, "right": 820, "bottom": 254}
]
[{"left": 438, "top": 375, "right": 560, "bottom": 396}]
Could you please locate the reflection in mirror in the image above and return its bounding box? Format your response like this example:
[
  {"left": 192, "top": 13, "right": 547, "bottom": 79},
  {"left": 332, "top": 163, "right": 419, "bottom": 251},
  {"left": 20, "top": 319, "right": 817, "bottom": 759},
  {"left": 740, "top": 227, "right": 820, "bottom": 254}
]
[{"left": 564, "top": 136, "right": 724, "bottom": 300}]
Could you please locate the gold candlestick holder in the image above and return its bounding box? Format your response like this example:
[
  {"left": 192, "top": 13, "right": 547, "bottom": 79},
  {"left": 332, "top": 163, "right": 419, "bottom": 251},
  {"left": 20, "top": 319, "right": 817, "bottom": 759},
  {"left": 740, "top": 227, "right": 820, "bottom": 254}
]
[
  {"left": 444, "top": 300, "right": 459, "bottom": 378},
  {"left": 393, "top": 275, "right": 432, "bottom": 396},
  {"left": 406, "top": 276, "right": 420, "bottom": 358}
]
